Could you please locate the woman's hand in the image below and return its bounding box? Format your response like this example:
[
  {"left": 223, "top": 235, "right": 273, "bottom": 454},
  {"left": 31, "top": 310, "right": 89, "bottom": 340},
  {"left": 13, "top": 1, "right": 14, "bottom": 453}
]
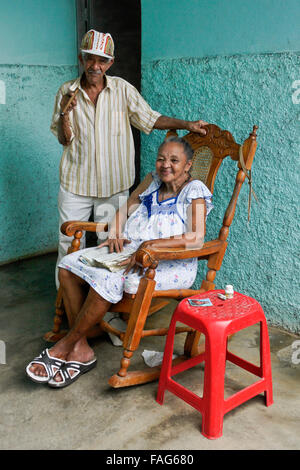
[
  {"left": 98, "top": 235, "right": 131, "bottom": 253},
  {"left": 118, "top": 253, "right": 143, "bottom": 276}
]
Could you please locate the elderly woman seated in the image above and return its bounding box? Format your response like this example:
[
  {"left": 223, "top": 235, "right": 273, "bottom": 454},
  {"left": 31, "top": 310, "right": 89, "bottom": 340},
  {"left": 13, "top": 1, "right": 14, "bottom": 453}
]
[{"left": 26, "top": 137, "right": 213, "bottom": 388}]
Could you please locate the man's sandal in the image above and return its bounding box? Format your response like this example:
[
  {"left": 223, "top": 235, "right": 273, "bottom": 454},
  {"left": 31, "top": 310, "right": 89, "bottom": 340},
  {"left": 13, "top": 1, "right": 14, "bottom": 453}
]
[
  {"left": 25, "top": 349, "right": 66, "bottom": 384},
  {"left": 48, "top": 358, "right": 97, "bottom": 389}
]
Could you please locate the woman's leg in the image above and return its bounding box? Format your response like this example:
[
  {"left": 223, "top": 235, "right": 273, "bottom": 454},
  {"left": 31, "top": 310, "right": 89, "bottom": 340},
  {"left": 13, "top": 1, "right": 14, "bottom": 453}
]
[
  {"left": 60, "top": 267, "right": 104, "bottom": 338},
  {"left": 48, "top": 287, "right": 111, "bottom": 382},
  {"left": 59, "top": 268, "right": 89, "bottom": 328},
  {"left": 29, "top": 268, "right": 90, "bottom": 378},
  {"left": 51, "top": 286, "right": 111, "bottom": 358},
  {"left": 30, "top": 269, "right": 111, "bottom": 378}
]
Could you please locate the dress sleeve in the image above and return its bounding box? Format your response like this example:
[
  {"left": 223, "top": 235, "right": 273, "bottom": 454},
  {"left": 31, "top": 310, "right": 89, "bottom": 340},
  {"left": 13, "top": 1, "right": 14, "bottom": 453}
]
[{"left": 181, "top": 180, "right": 214, "bottom": 218}]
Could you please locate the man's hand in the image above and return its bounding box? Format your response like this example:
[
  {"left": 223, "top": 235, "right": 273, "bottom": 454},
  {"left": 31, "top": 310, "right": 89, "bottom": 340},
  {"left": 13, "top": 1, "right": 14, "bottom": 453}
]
[
  {"left": 154, "top": 115, "right": 209, "bottom": 135},
  {"left": 60, "top": 91, "right": 77, "bottom": 115},
  {"left": 187, "top": 120, "right": 208, "bottom": 135}
]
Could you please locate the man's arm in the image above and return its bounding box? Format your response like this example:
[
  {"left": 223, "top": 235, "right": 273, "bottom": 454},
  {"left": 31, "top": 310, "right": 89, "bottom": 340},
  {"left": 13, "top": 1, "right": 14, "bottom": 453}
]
[
  {"left": 56, "top": 91, "right": 78, "bottom": 146},
  {"left": 153, "top": 115, "right": 208, "bottom": 135},
  {"left": 57, "top": 115, "right": 73, "bottom": 146}
]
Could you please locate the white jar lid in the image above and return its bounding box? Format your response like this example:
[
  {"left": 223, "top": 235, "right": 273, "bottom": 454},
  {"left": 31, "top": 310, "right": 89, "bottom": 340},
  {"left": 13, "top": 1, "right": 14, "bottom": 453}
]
[{"left": 225, "top": 284, "right": 234, "bottom": 292}]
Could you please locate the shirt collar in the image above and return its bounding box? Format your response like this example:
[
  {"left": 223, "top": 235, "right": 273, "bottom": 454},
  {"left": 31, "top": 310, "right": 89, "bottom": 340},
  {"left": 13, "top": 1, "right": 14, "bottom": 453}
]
[
  {"left": 69, "top": 74, "right": 115, "bottom": 92},
  {"left": 69, "top": 76, "right": 81, "bottom": 92},
  {"left": 104, "top": 75, "right": 115, "bottom": 90}
]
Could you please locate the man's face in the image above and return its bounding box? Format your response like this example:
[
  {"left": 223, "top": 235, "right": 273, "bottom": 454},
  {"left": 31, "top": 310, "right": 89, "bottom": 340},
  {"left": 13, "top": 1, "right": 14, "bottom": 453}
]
[{"left": 79, "top": 53, "right": 114, "bottom": 85}]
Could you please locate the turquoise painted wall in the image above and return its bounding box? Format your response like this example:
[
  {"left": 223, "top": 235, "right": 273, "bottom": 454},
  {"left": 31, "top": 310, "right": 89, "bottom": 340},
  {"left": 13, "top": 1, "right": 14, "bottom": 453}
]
[
  {"left": 0, "top": 1, "right": 78, "bottom": 264},
  {"left": 141, "top": 0, "right": 300, "bottom": 333},
  {"left": 142, "top": 0, "right": 300, "bottom": 61},
  {"left": 0, "top": 0, "right": 77, "bottom": 65}
]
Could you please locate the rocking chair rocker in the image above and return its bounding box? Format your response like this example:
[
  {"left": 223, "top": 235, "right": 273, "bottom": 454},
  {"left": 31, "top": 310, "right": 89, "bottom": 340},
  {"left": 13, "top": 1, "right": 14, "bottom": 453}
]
[{"left": 44, "top": 124, "right": 258, "bottom": 388}]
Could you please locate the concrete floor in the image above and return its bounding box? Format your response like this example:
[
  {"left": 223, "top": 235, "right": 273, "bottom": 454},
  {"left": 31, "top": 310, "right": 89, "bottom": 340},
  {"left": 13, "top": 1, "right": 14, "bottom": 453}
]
[{"left": 0, "top": 253, "right": 299, "bottom": 450}]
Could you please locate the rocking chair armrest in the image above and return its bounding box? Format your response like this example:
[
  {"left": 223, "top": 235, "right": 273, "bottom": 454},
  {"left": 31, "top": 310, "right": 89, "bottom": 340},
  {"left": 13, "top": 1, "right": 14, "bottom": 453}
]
[
  {"left": 61, "top": 220, "right": 108, "bottom": 237},
  {"left": 136, "top": 239, "right": 226, "bottom": 268}
]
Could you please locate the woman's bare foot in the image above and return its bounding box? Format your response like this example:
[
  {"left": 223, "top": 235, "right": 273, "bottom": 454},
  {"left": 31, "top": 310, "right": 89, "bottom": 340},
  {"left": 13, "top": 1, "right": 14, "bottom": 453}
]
[
  {"left": 50, "top": 337, "right": 95, "bottom": 383},
  {"left": 28, "top": 334, "right": 93, "bottom": 380},
  {"left": 28, "top": 348, "right": 67, "bottom": 379}
]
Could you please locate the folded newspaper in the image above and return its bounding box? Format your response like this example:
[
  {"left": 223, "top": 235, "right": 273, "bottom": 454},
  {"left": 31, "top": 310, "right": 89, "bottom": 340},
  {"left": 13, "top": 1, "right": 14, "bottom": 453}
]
[{"left": 79, "top": 245, "right": 136, "bottom": 272}]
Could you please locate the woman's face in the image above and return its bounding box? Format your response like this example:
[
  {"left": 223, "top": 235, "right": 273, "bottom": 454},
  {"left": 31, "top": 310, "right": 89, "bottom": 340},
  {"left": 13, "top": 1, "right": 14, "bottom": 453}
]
[{"left": 156, "top": 142, "right": 192, "bottom": 185}]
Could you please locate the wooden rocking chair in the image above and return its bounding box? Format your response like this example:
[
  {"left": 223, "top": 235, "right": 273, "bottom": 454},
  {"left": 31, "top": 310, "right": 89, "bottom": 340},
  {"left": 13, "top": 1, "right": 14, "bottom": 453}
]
[{"left": 44, "top": 124, "right": 258, "bottom": 388}]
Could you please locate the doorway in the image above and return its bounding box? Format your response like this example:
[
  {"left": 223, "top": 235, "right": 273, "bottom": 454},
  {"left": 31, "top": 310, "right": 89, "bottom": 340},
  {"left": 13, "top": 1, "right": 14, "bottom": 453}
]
[{"left": 76, "top": 0, "right": 141, "bottom": 187}]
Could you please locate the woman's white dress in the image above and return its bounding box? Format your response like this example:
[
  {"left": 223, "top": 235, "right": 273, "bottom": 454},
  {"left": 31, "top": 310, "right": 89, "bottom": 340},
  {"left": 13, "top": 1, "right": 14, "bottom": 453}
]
[{"left": 58, "top": 175, "right": 213, "bottom": 303}]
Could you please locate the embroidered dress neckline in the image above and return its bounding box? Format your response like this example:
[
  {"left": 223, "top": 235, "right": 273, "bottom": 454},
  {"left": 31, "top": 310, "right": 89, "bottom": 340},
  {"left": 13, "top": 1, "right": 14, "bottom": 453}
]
[
  {"left": 156, "top": 187, "right": 178, "bottom": 205},
  {"left": 155, "top": 185, "right": 187, "bottom": 205}
]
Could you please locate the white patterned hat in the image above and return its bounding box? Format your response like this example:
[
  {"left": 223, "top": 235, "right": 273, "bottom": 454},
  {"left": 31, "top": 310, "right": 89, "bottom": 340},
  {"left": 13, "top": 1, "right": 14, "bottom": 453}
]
[{"left": 80, "top": 30, "right": 114, "bottom": 58}]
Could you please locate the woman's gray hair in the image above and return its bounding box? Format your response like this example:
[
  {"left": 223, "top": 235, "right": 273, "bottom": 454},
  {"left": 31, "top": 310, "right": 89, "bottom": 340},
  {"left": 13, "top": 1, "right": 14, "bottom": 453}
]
[{"left": 158, "top": 137, "right": 194, "bottom": 161}]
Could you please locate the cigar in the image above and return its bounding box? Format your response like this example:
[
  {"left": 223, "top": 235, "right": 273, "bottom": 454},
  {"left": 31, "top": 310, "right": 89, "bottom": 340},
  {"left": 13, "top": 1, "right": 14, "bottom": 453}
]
[{"left": 62, "top": 88, "right": 79, "bottom": 114}]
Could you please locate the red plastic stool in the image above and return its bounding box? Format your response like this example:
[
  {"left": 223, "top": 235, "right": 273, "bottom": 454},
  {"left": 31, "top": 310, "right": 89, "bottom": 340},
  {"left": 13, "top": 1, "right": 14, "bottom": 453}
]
[{"left": 156, "top": 290, "right": 273, "bottom": 439}]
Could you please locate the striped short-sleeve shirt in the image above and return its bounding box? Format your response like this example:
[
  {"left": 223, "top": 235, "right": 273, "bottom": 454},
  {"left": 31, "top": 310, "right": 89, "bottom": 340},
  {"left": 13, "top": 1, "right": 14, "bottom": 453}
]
[{"left": 50, "top": 75, "right": 161, "bottom": 198}]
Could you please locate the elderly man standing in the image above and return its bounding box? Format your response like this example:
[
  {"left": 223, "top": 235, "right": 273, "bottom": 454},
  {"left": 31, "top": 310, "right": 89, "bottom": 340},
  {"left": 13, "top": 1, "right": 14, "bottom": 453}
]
[{"left": 51, "top": 30, "right": 208, "bottom": 288}]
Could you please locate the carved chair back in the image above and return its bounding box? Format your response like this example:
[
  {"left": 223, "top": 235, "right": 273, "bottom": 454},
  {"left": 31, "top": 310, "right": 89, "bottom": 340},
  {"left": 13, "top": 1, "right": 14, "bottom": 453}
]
[{"left": 167, "top": 124, "right": 242, "bottom": 193}]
